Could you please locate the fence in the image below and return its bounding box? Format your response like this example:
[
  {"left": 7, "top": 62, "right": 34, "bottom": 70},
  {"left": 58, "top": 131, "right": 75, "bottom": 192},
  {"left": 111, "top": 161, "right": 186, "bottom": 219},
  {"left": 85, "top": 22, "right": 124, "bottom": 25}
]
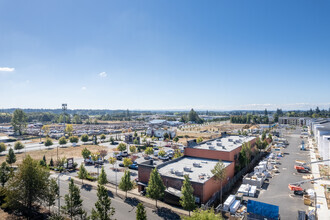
[{"left": 204, "top": 150, "right": 268, "bottom": 209}]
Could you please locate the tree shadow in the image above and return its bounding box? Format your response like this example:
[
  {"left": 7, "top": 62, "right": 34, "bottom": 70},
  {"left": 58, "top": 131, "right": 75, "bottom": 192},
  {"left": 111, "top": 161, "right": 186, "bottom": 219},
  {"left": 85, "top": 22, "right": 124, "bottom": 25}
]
[
  {"left": 124, "top": 197, "right": 140, "bottom": 207},
  {"left": 81, "top": 184, "right": 92, "bottom": 191},
  {"left": 153, "top": 207, "right": 181, "bottom": 220}
]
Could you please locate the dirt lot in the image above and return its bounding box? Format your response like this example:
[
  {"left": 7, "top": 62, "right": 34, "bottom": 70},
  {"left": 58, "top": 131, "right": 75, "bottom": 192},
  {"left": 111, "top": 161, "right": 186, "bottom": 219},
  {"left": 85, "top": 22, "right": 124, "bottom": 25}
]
[
  {"left": 0, "top": 144, "right": 109, "bottom": 165},
  {"left": 177, "top": 123, "right": 248, "bottom": 145}
]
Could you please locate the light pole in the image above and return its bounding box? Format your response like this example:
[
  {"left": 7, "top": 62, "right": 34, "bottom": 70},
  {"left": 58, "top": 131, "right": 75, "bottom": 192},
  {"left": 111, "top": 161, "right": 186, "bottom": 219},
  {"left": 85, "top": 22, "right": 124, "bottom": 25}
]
[{"left": 115, "top": 162, "right": 118, "bottom": 194}]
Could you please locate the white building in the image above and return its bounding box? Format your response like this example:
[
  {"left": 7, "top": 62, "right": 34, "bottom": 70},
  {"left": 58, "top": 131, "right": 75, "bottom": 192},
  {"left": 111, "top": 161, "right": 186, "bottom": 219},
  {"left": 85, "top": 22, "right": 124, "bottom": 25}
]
[{"left": 146, "top": 128, "right": 176, "bottom": 138}]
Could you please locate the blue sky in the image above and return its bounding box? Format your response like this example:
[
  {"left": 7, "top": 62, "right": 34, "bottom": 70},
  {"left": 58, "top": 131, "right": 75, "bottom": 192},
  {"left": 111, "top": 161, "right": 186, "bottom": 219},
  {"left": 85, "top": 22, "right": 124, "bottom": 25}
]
[{"left": 1, "top": 0, "right": 330, "bottom": 110}]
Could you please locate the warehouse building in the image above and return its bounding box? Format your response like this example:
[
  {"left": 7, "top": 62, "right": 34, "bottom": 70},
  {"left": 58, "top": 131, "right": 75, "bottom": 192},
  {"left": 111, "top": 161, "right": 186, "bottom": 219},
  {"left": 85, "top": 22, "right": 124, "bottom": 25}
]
[{"left": 138, "top": 156, "right": 234, "bottom": 204}]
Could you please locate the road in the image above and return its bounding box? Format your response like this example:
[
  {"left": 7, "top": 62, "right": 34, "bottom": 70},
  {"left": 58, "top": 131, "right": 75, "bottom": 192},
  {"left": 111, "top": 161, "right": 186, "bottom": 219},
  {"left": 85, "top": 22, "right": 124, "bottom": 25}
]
[
  {"left": 249, "top": 127, "right": 312, "bottom": 219},
  {"left": 54, "top": 176, "right": 166, "bottom": 220}
]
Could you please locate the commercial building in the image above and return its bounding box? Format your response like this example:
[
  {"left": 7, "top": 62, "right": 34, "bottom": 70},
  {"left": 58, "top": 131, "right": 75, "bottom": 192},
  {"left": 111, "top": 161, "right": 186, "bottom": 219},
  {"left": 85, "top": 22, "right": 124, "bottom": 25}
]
[
  {"left": 278, "top": 117, "right": 310, "bottom": 126},
  {"left": 185, "top": 135, "right": 256, "bottom": 162},
  {"left": 138, "top": 156, "right": 234, "bottom": 204},
  {"left": 138, "top": 135, "right": 257, "bottom": 204}
]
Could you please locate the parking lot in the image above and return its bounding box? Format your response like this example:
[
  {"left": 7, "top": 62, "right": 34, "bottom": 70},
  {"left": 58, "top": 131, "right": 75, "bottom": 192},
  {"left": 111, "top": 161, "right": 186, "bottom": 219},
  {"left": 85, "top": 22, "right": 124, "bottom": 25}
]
[{"left": 248, "top": 127, "right": 312, "bottom": 219}]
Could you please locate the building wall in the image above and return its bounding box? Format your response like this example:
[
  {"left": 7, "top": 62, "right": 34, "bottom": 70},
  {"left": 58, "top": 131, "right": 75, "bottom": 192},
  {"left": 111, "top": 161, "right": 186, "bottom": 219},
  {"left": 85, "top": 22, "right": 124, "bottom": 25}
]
[{"left": 203, "top": 161, "right": 235, "bottom": 203}]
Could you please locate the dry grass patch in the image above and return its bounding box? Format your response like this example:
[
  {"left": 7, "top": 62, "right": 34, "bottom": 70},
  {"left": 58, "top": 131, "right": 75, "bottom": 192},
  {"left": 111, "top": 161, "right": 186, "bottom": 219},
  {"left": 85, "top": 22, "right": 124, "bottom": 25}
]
[{"left": 0, "top": 144, "right": 110, "bottom": 165}]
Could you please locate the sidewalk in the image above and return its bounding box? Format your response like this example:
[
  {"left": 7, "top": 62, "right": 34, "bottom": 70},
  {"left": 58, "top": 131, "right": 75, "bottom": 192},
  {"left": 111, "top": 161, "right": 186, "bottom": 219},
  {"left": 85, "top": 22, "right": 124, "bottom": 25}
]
[
  {"left": 56, "top": 172, "right": 189, "bottom": 217},
  {"left": 308, "top": 138, "right": 330, "bottom": 220}
]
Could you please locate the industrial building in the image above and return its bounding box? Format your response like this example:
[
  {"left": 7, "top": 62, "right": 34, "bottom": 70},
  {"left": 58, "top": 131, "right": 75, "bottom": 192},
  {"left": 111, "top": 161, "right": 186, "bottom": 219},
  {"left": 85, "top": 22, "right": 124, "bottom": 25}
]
[
  {"left": 309, "top": 118, "right": 330, "bottom": 165},
  {"left": 138, "top": 156, "right": 234, "bottom": 204},
  {"left": 138, "top": 135, "right": 257, "bottom": 204}
]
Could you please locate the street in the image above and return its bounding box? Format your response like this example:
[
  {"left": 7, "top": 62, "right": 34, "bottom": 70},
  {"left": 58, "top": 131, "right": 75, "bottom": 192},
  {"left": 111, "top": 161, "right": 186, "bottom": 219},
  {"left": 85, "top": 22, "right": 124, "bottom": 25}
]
[{"left": 54, "top": 177, "right": 177, "bottom": 220}]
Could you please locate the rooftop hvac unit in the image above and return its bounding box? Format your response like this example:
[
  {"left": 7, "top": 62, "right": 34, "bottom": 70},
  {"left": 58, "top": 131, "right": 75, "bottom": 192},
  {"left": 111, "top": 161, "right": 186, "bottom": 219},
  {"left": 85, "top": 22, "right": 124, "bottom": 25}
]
[
  {"left": 217, "top": 143, "right": 222, "bottom": 146},
  {"left": 206, "top": 142, "right": 212, "bottom": 145},
  {"left": 184, "top": 167, "right": 192, "bottom": 172},
  {"left": 209, "top": 146, "right": 215, "bottom": 150},
  {"left": 216, "top": 139, "right": 222, "bottom": 142},
  {"left": 228, "top": 138, "right": 233, "bottom": 142},
  {"left": 193, "top": 162, "right": 201, "bottom": 167},
  {"left": 175, "top": 170, "right": 184, "bottom": 176},
  {"left": 170, "top": 168, "right": 174, "bottom": 174}
]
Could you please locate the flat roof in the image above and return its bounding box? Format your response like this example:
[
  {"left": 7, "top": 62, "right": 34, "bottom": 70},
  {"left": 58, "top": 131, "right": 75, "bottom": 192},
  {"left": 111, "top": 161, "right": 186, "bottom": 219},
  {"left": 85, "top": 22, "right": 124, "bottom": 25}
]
[
  {"left": 192, "top": 135, "right": 255, "bottom": 152},
  {"left": 158, "top": 156, "right": 231, "bottom": 184}
]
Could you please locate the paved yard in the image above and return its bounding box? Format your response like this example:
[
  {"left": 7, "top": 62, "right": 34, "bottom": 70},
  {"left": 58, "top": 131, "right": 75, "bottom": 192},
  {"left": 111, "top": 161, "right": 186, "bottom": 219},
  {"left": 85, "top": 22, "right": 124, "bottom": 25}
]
[{"left": 248, "top": 127, "right": 312, "bottom": 219}]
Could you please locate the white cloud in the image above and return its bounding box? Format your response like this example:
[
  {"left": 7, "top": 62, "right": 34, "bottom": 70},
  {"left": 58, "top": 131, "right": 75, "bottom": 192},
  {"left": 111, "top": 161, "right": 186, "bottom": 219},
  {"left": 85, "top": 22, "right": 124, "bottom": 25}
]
[
  {"left": 0, "top": 67, "right": 15, "bottom": 72},
  {"left": 81, "top": 86, "right": 87, "bottom": 90},
  {"left": 98, "top": 72, "right": 107, "bottom": 78}
]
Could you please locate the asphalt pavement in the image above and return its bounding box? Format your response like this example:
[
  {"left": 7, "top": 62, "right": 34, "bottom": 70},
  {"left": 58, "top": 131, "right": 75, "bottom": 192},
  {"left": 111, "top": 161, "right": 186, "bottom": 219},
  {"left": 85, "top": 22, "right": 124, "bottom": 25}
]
[
  {"left": 54, "top": 178, "right": 167, "bottom": 220},
  {"left": 249, "top": 127, "right": 312, "bottom": 219}
]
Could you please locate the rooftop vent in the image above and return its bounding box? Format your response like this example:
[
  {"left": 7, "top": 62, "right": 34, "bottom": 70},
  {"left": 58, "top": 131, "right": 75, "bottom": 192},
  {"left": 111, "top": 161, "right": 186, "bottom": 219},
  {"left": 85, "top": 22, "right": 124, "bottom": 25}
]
[
  {"left": 206, "top": 142, "right": 212, "bottom": 145},
  {"left": 184, "top": 167, "right": 192, "bottom": 172},
  {"left": 228, "top": 138, "right": 233, "bottom": 142},
  {"left": 193, "top": 162, "right": 201, "bottom": 167},
  {"left": 217, "top": 143, "right": 222, "bottom": 147},
  {"left": 175, "top": 170, "right": 184, "bottom": 176},
  {"left": 209, "top": 146, "right": 215, "bottom": 150},
  {"left": 170, "top": 167, "right": 174, "bottom": 174}
]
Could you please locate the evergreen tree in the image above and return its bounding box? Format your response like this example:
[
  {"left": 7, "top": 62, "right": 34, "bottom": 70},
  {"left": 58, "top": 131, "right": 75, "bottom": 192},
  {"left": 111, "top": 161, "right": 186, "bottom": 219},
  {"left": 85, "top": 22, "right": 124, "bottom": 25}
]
[
  {"left": 0, "top": 142, "right": 6, "bottom": 153},
  {"left": 90, "top": 184, "right": 115, "bottom": 220},
  {"left": 119, "top": 170, "right": 133, "bottom": 198},
  {"left": 0, "top": 162, "right": 11, "bottom": 187},
  {"left": 44, "top": 178, "right": 59, "bottom": 212},
  {"left": 146, "top": 168, "right": 165, "bottom": 207},
  {"left": 136, "top": 203, "right": 147, "bottom": 220},
  {"left": 49, "top": 157, "right": 54, "bottom": 167},
  {"left": 5, "top": 155, "right": 50, "bottom": 216},
  {"left": 78, "top": 164, "right": 88, "bottom": 185},
  {"left": 98, "top": 167, "right": 108, "bottom": 185},
  {"left": 61, "top": 179, "right": 86, "bottom": 220},
  {"left": 6, "top": 148, "right": 16, "bottom": 167},
  {"left": 180, "top": 175, "right": 196, "bottom": 216},
  {"left": 43, "top": 155, "right": 47, "bottom": 163}
]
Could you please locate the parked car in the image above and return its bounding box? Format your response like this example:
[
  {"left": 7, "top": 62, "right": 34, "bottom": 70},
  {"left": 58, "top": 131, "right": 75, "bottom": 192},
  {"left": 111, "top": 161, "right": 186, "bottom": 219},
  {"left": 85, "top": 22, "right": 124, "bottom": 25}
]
[
  {"left": 119, "top": 163, "right": 125, "bottom": 167},
  {"left": 120, "top": 151, "right": 129, "bottom": 157},
  {"left": 115, "top": 155, "right": 122, "bottom": 160},
  {"left": 129, "top": 162, "right": 139, "bottom": 170},
  {"left": 158, "top": 155, "right": 169, "bottom": 161}
]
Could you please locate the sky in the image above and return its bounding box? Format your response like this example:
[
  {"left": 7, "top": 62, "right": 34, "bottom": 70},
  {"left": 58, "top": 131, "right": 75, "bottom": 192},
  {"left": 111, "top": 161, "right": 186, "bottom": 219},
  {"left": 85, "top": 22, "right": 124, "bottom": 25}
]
[{"left": 1, "top": 0, "right": 330, "bottom": 111}]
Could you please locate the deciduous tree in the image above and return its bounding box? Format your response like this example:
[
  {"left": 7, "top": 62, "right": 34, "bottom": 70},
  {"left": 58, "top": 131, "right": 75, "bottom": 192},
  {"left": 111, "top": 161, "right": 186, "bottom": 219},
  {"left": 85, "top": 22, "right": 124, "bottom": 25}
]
[
  {"left": 180, "top": 175, "right": 196, "bottom": 216},
  {"left": 11, "top": 109, "right": 27, "bottom": 135},
  {"left": 211, "top": 160, "right": 226, "bottom": 204},
  {"left": 119, "top": 170, "right": 133, "bottom": 198},
  {"left": 146, "top": 168, "right": 165, "bottom": 207},
  {"left": 136, "top": 203, "right": 147, "bottom": 220},
  {"left": 6, "top": 148, "right": 16, "bottom": 166},
  {"left": 98, "top": 167, "right": 107, "bottom": 185}
]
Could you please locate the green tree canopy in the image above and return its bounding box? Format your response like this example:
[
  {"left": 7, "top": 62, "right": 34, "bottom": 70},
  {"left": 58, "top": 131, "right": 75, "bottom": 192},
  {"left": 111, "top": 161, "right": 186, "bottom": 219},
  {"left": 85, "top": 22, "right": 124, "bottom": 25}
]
[
  {"left": 146, "top": 168, "right": 165, "bottom": 207},
  {"left": 91, "top": 184, "right": 115, "bottom": 220},
  {"left": 180, "top": 175, "right": 196, "bottom": 216},
  {"left": 78, "top": 163, "right": 88, "bottom": 185},
  {"left": 0, "top": 161, "right": 11, "bottom": 187},
  {"left": 81, "top": 134, "right": 89, "bottom": 143},
  {"left": 119, "top": 170, "right": 133, "bottom": 198},
  {"left": 44, "top": 178, "right": 59, "bottom": 212},
  {"left": 144, "top": 147, "right": 154, "bottom": 156},
  {"left": 11, "top": 109, "right": 27, "bottom": 135},
  {"left": 6, "top": 148, "right": 16, "bottom": 166},
  {"left": 136, "top": 203, "right": 147, "bottom": 220},
  {"left": 81, "top": 147, "right": 91, "bottom": 160},
  {"left": 211, "top": 160, "right": 226, "bottom": 203},
  {"left": 5, "top": 155, "right": 50, "bottom": 215},
  {"left": 0, "top": 142, "right": 7, "bottom": 153},
  {"left": 61, "top": 179, "right": 86, "bottom": 219},
  {"left": 14, "top": 141, "right": 25, "bottom": 152},
  {"left": 69, "top": 136, "right": 79, "bottom": 143},
  {"left": 182, "top": 209, "right": 223, "bottom": 220},
  {"left": 45, "top": 138, "right": 53, "bottom": 146},
  {"left": 98, "top": 167, "right": 108, "bottom": 185},
  {"left": 59, "top": 136, "right": 67, "bottom": 145},
  {"left": 117, "top": 143, "right": 127, "bottom": 152},
  {"left": 123, "top": 158, "right": 133, "bottom": 168}
]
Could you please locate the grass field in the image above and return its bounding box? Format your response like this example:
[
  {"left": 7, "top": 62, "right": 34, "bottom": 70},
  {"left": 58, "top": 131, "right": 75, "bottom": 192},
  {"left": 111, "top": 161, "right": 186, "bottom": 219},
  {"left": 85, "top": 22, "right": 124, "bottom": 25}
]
[{"left": 0, "top": 144, "right": 110, "bottom": 165}]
